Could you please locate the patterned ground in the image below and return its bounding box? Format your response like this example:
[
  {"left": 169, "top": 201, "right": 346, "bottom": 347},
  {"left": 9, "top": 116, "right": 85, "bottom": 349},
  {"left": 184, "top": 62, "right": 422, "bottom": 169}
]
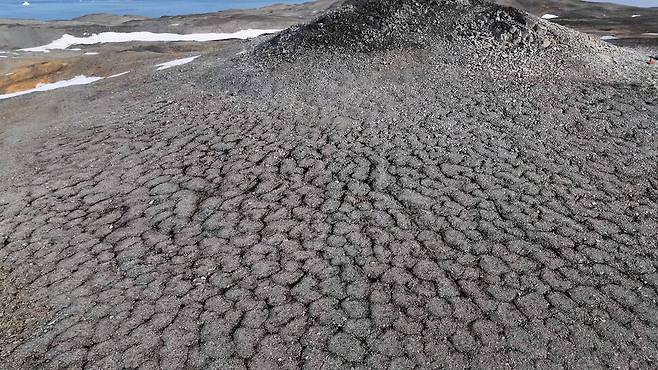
[{"left": 1, "top": 1, "right": 657, "bottom": 369}]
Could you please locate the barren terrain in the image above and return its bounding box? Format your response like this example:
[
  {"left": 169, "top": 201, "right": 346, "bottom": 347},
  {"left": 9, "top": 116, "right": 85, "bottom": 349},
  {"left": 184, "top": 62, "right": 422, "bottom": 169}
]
[{"left": 0, "top": 0, "right": 657, "bottom": 369}]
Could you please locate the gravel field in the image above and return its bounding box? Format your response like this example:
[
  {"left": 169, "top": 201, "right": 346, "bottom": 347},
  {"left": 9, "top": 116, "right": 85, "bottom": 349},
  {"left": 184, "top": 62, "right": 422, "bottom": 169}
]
[{"left": 0, "top": 0, "right": 657, "bottom": 369}]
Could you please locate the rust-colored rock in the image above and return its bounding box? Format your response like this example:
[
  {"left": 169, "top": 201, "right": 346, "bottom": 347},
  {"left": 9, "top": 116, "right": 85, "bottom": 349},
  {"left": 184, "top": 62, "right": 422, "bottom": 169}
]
[{"left": 0, "top": 61, "right": 68, "bottom": 93}]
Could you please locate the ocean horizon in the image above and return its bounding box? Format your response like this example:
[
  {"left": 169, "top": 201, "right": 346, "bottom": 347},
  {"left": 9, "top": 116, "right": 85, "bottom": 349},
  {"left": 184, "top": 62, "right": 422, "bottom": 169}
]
[
  {"left": 0, "top": 0, "right": 655, "bottom": 21},
  {"left": 0, "top": 0, "right": 305, "bottom": 21}
]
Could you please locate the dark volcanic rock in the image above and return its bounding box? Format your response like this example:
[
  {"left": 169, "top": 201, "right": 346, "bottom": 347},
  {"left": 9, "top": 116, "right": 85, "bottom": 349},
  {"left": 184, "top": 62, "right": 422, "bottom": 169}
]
[
  {"left": 0, "top": 0, "right": 657, "bottom": 369},
  {"left": 260, "top": 0, "right": 552, "bottom": 58}
]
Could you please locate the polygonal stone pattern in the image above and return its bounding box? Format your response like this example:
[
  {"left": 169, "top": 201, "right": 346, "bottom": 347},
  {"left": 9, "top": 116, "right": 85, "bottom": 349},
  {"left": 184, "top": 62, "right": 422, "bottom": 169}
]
[{"left": 0, "top": 58, "right": 657, "bottom": 369}]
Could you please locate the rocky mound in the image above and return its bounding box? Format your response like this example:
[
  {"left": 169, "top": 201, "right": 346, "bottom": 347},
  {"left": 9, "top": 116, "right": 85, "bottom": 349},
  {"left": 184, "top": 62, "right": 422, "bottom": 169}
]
[
  {"left": 248, "top": 0, "right": 653, "bottom": 92},
  {"left": 1, "top": 1, "right": 656, "bottom": 370},
  {"left": 259, "top": 0, "right": 557, "bottom": 58}
]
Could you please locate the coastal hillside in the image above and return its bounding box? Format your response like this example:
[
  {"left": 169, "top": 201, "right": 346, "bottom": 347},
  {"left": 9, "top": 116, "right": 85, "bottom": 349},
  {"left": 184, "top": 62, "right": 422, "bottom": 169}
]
[{"left": 1, "top": 0, "right": 656, "bottom": 97}]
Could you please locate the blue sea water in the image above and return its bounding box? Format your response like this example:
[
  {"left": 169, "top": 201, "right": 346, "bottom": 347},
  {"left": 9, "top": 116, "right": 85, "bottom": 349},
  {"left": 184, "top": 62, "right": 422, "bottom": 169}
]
[
  {"left": 0, "top": 0, "right": 305, "bottom": 20},
  {"left": 586, "top": 0, "right": 657, "bottom": 7},
  {"left": 0, "top": 0, "right": 655, "bottom": 21}
]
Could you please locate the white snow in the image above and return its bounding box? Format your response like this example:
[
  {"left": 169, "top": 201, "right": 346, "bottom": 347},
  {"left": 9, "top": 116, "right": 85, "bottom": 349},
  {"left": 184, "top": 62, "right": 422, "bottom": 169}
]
[
  {"left": 631, "top": 15, "right": 641, "bottom": 18},
  {"left": 22, "top": 1, "right": 30, "bottom": 6},
  {"left": 170, "top": 23, "right": 181, "bottom": 26},
  {"left": 155, "top": 55, "right": 200, "bottom": 70},
  {"left": 0, "top": 75, "right": 102, "bottom": 100},
  {"left": 601, "top": 35, "right": 617, "bottom": 40},
  {"left": 108, "top": 71, "right": 130, "bottom": 78},
  {"left": 21, "top": 29, "right": 281, "bottom": 52},
  {"left": 84, "top": 52, "right": 99, "bottom": 55},
  {"left": 541, "top": 14, "right": 559, "bottom": 20}
]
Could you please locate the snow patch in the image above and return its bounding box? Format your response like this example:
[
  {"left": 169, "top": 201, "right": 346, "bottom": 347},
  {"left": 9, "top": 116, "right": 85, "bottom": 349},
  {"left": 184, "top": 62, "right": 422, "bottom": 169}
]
[
  {"left": 601, "top": 35, "right": 618, "bottom": 40},
  {"left": 155, "top": 55, "right": 200, "bottom": 70},
  {"left": 108, "top": 71, "right": 130, "bottom": 78},
  {"left": 631, "top": 15, "right": 641, "bottom": 18},
  {"left": 0, "top": 75, "right": 102, "bottom": 100},
  {"left": 541, "top": 14, "right": 559, "bottom": 20},
  {"left": 22, "top": 1, "right": 30, "bottom": 6},
  {"left": 21, "top": 30, "right": 281, "bottom": 52},
  {"left": 84, "top": 52, "right": 99, "bottom": 55}
]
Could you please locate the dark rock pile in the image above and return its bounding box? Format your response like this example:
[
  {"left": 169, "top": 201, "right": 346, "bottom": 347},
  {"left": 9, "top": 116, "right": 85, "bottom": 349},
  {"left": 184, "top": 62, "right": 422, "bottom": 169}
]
[
  {"left": 455, "top": 6, "right": 549, "bottom": 49},
  {"left": 1, "top": 1, "right": 656, "bottom": 369},
  {"left": 259, "top": 0, "right": 554, "bottom": 58}
]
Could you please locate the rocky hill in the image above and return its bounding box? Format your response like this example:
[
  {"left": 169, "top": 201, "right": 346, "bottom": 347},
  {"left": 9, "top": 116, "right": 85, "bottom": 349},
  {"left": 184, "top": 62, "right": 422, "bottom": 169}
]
[{"left": 0, "top": 1, "right": 656, "bottom": 369}]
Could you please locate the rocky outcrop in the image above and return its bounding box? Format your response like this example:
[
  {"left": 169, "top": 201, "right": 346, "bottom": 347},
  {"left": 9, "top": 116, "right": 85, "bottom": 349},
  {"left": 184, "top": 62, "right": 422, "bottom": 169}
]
[{"left": 259, "top": 0, "right": 560, "bottom": 58}]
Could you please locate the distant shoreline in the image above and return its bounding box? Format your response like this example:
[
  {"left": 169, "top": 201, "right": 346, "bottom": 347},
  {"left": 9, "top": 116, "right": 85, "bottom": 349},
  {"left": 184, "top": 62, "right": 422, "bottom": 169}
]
[
  {"left": 0, "top": 0, "right": 306, "bottom": 22},
  {"left": 2, "top": 0, "right": 657, "bottom": 23}
]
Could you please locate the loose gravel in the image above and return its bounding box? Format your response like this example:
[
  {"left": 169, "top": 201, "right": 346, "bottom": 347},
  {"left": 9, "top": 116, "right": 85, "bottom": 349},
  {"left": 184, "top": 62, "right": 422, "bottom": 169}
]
[{"left": 1, "top": 0, "right": 657, "bottom": 369}]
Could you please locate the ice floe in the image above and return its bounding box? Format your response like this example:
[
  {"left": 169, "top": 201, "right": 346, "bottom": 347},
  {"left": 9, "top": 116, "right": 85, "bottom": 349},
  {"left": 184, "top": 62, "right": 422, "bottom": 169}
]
[
  {"left": 21, "top": 30, "right": 281, "bottom": 52},
  {"left": 0, "top": 75, "right": 102, "bottom": 100},
  {"left": 155, "top": 55, "right": 200, "bottom": 70}
]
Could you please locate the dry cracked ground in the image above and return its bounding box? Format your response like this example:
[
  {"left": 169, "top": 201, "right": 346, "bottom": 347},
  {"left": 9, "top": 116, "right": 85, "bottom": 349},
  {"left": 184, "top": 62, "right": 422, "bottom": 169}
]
[{"left": 1, "top": 0, "right": 657, "bottom": 369}]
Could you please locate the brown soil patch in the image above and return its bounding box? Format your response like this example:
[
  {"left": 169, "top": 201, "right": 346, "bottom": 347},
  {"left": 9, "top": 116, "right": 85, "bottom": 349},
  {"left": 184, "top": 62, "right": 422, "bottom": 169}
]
[{"left": 0, "top": 61, "right": 68, "bottom": 93}]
